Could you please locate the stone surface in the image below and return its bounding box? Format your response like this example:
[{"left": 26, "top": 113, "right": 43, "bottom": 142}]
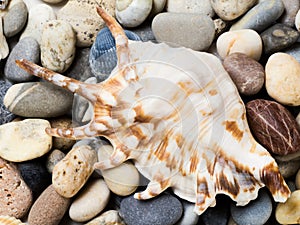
[
  {"left": 0, "top": 16, "right": 9, "bottom": 60},
  {"left": 275, "top": 190, "right": 300, "bottom": 224},
  {"left": 223, "top": 52, "right": 264, "bottom": 95},
  {"left": 214, "top": 18, "right": 228, "bottom": 38},
  {"left": 295, "top": 9, "right": 300, "bottom": 31},
  {"left": 210, "top": 0, "right": 257, "bottom": 21},
  {"left": 28, "top": 185, "right": 71, "bottom": 225},
  {"left": 175, "top": 200, "right": 199, "bottom": 225},
  {"left": 130, "top": 21, "right": 156, "bottom": 42},
  {"left": 4, "top": 37, "right": 40, "bottom": 82},
  {"left": 42, "top": 0, "right": 65, "bottom": 4},
  {"left": 277, "top": 159, "right": 300, "bottom": 178},
  {"left": 0, "top": 119, "right": 52, "bottom": 162},
  {"left": 246, "top": 99, "right": 300, "bottom": 155},
  {"left": 296, "top": 169, "right": 300, "bottom": 189},
  {"left": 46, "top": 149, "right": 66, "bottom": 173},
  {"left": 230, "top": 0, "right": 284, "bottom": 32},
  {"left": 52, "top": 144, "right": 97, "bottom": 198},
  {"left": 4, "top": 82, "right": 73, "bottom": 118},
  {"left": 152, "top": 12, "right": 215, "bottom": 51},
  {"left": 166, "top": 0, "right": 214, "bottom": 17},
  {"left": 116, "top": 0, "right": 152, "bottom": 27},
  {"left": 41, "top": 20, "right": 76, "bottom": 73},
  {"left": 284, "top": 43, "right": 300, "bottom": 63},
  {"left": 261, "top": 23, "right": 299, "bottom": 54},
  {"left": 265, "top": 52, "right": 300, "bottom": 106},
  {"left": 69, "top": 179, "right": 110, "bottom": 222},
  {"left": 148, "top": 0, "right": 166, "bottom": 18},
  {"left": 0, "top": 157, "right": 32, "bottom": 219},
  {"left": 0, "top": 80, "right": 15, "bottom": 125},
  {"left": 120, "top": 194, "right": 183, "bottom": 225},
  {"left": 85, "top": 210, "right": 125, "bottom": 225},
  {"left": 280, "top": 0, "right": 300, "bottom": 27},
  {"left": 57, "top": 0, "right": 116, "bottom": 47},
  {"left": 217, "top": 29, "right": 262, "bottom": 60},
  {"left": 202, "top": 201, "right": 229, "bottom": 225}
]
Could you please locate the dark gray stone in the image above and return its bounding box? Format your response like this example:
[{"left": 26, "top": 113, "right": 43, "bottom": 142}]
[
  {"left": 201, "top": 197, "right": 230, "bottom": 225},
  {"left": 279, "top": 0, "right": 300, "bottom": 27},
  {"left": 0, "top": 80, "right": 15, "bottom": 125}
]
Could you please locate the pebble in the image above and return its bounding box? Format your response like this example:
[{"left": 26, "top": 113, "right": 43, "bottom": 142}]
[
  {"left": 0, "top": 16, "right": 9, "bottom": 60},
  {"left": 230, "top": 0, "right": 284, "bottom": 32},
  {"left": 116, "top": 0, "right": 152, "bottom": 28},
  {"left": 52, "top": 143, "right": 97, "bottom": 198},
  {"left": 166, "top": 0, "right": 214, "bottom": 17},
  {"left": 223, "top": 52, "right": 265, "bottom": 95},
  {"left": 148, "top": 0, "right": 166, "bottom": 18},
  {"left": 0, "top": 119, "right": 52, "bottom": 162},
  {"left": 275, "top": 190, "right": 300, "bottom": 224},
  {"left": 296, "top": 169, "right": 300, "bottom": 189},
  {"left": 131, "top": 21, "right": 156, "bottom": 42},
  {"left": 20, "top": 4, "right": 56, "bottom": 44},
  {"left": 4, "top": 82, "right": 73, "bottom": 118},
  {"left": 210, "top": 0, "right": 257, "bottom": 21},
  {"left": 246, "top": 99, "right": 300, "bottom": 155},
  {"left": 152, "top": 12, "right": 215, "bottom": 51},
  {"left": 260, "top": 23, "right": 299, "bottom": 54},
  {"left": 265, "top": 52, "right": 300, "bottom": 106},
  {"left": 230, "top": 190, "right": 273, "bottom": 225},
  {"left": 175, "top": 200, "right": 199, "bottom": 225},
  {"left": 89, "top": 27, "right": 141, "bottom": 79},
  {"left": 280, "top": 0, "right": 300, "bottom": 27},
  {"left": 201, "top": 199, "right": 229, "bottom": 225},
  {"left": 3, "top": 0, "right": 27, "bottom": 37},
  {"left": 214, "top": 18, "right": 228, "bottom": 38},
  {"left": 216, "top": 29, "right": 262, "bottom": 60},
  {"left": 277, "top": 159, "right": 300, "bottom": 178},
  {"left": 41, "top": 20, "right": 76, "bottom": 73},
  {"left": 28, "top": 184, "right": 71, "bottom": 225},
  {"left": 295, "top": 9, "right": 300, "bottom": 31},
  {"left": 69, "top": 179, "right": 110, "bottom": 222},
  {"left": 57, "top": 0, "right": 116, "bottom": 47},
  {"left": 120, "top": 194, "right": 183, "bottom": 225},
  {"left": 0, "top": 80, "right": 15, "bottom": 125},
  {"left": 0, "top": 157, "right": 32, "bottom": 219},
  {"left": 284, "top": 42, "right": 300, "bottom": 63},
  {"left": 46, "top": 149, "right": 66, "bottom": 173},
  {"left": 85, "top": 210, "right": 125, "bottom": 225},
  {"left": 4, "top": 37, "right": 40, "bottom": 82}
]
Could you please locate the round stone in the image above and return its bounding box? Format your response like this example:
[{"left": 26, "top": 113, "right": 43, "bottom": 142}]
[
  {"left": 166, "top": 0, "right": 214, "bottom": 17},
  {"left": 85, "top": 210, "right": 125, "bottom": 225},
  {"left": 280, "top": 0, "right": 300, "bottom": 27},
  {"left": 46, "top": 149, "right": 66, "bottom": 173},
  {"left": 0, "top": 80, "right": 15, "bottom": 125}
]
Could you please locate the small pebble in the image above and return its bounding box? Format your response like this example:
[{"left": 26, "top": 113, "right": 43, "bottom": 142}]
[
  {"left": 175, "top": 200, "right": 199, "bottom": 225},
  {"left": 223, "top": 52, "right": 265, "bottom": 95},
  {"left": 275, "top": 190, "right": 300, "bottom": 224},
  {"left": 201, "top": 199, "right": 229, "bottom": 225},
  {"left": 0, "top": 119, "right": 52, "bottom": 162},
  {"left": 120, "top": 194, "right": 183, "bottom": 225},
  {"left": 217, "top": 29, "right": 262, "bottom": 60},
  {"left": 296, "top": 169, "right": 300, "bottom": 189},
  {"left": 280, "top": 0, "right": 300, "bottom": 27},
  {"left": 166, "top": 0, "right": 214, "bottom": 17},
  {"left": 46, "top": 149, "right": 66, "bottom": 173},
  {"left": 148, "top": 0, "right": 166, "bottom": 18},
  {"left": 0, "top": 80, "right": 15, "bottom": 125},
  {"left": 295, "top": 9, "right": 300, "bottom": 31},
  {"left": 130, "top": 22, "right": 156, "bottom": 42},
  {"left": 152, "top": 12, "right": 215, "bottom": 51},
  {"left": 85, "top": 210, "right": 125, "bottom": 225},
  {"left": 28, "top": 185, "right": 71, "bottom": 225},
  {"left": 214, "top": 18, "right": 228, "bottom": 38},
  {"left": 277, "top": 159, "right": 300, "bottom": 178},
  {"left": 0, "top": 157, "right": 32, "bottom": 219},
  {"left": 69, "top": 179, "right": 110, "bottom": 222},
  {"left": 284, "top": 42, "right": 300, "bottom": 63},
  {"left": 0, "top": 17, "right": 9, "bottom": 59},
  {"left": 265, "top": 52, "right": 300, "bottom": 106}
]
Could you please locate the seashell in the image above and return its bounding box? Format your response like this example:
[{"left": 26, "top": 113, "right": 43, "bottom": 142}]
[
  {"left": 15, "top": 7, "right": 291, "bottom": 215},
  {"left": 0, "top": 215, "right": 26, "bottom": 225}
]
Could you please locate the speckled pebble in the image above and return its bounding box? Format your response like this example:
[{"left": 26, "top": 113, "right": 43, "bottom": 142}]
[
  {"left": 46, "top": 149, "right": 66, "bottom": 173},
  {"left": 85, "top": 210, "right": 125, "bottom": 225},
  {"left": 166, "top": 0, "right": 214, "bottom": 17},
  {"left": 280, "top": 0, "right": 300, "bottom": 27},
  {"left": 0, "top": 81, "right": 15, "bottom": 125}
]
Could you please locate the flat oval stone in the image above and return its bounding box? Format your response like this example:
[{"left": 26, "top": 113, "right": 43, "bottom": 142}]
[
  {"left": 4, "top": 82, "right": 73, "bottom": 118},
  {"left": 28, "top": 185, "right": 71, "bottom": 225},
  {"left": 275, "top": 190, "right": 300, "bottom": 224},
  {"left": 246, "top": 99, "right": 300, "bottom": 155},
  {"left": 0, "top": 157, "right": 32, "bottom": 219},
  {"left": 52, "top": 144, "right": 97, "bottom": 198},
  {"left": 85, "top": 210, "right": 125, "bottom": 225},
  {"left": 265, "top": 52, "right": 300, "bottom": 106},
  {"left": 280, "top": 0, "right": 300, "bottom": 27},
  {"left": 152, "top": 12, "right": 215, "bottom": 51},
  {"left": 4, "top": 37, "right": 40, "bottom": 82},
  {"left": 261, "top": 23, "right": 299, "bottom": 54},
  {"left": 41, "top": 20, "right": 76, "bottom": 73},
  {"left": 0, "top": 119, "right": 52, "bottom": 162},
  {"left": 0, "top": 80, "right": 15, "bottom": 125},
  {"left": 216, "top": 29, "right": 262, "bottom": 60},
  {"left": 223, "top": 52, "right": 265, "bottom": 95},
  {"left": 211, "top": 0, "right": 257, "bottom": 21},
  {"left": 46, "top": 149, "right": 65, "bottom": 173},
  {"left": 120, "top": 194, "right": 183, "bottom": 225},
  {"left": 230, "top": 0, "right": 284, "bottom": 32},
  {"left": 69, "top": 179, "right": 110, "bottom": 222},
  {"left": 166, "top": 0, "right": 214, "bottom": 17}
]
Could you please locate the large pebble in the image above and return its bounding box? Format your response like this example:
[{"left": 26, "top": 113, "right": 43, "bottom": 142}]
[
  {"left": 0, "top": 119, "right": 52, "bottom": 162},
  {"left": 20, "top": 4, "right": 56, "bottom": 44},
  {"left": 216, "top": 29, "right": 262, "bottom": 60},
  {"left": 166, "top": 0, "right": 214, "bottom": 17},
  {"left": 52, "top": 144, "right": 97, "bottom": 198},
  {"left": 4, "top": 37, "right": 40, "bottom": 82},
  {"left": 230, "top": 190, "right": 273, "bottom": 225},
  {"left": 4, "top": 82, "right": 73, "bottom": 118},
  {"left": 230, "top": 0, "right": 284, "bottom": 32},
  {"left": 246, "top": 99, "right": 300, "bottom": 155},
  {"left": 265, "top": 52, "right": 300, "bottom": 106},
  {"left": 280, "top": 0, "right": 300, "bottom": 27},
  {"left": 57, "top": 0, "right": 116, "bottom": 47},
  {"left": 120, "top": 194, "right": 183, "bottom": 225},
  {"left": 152, "top": 12, "right": 215, "bottom": 51},
  {"left": 28, "top": 185, "right": 71, "bottom": 225},
  {"left": 210, "top": 0, "right": 257, "bottom": 21},
  {"left": 275, "top": 190, "right": 300, "bottom": 224},
  {"left": 69, "top": 179, "right": 110, "bottom": 222},
  {"left": 0, "top": 80, "right": 15, "bottom": 125},
  {"left": 261, "top": 23, "right": 299, "bottom": 54},
  {"left": 46, "top": 149, "right": 66, "bottom": 173},
  {"left": 223, "top": 52, "right": 264, "bottom": 95},
  {"left": 85, "top": 210, "right": 125, "bottom": 225},
  {"left": 0, "top": 157, "right": 32, "bottom": 219},
  {"left": 116, "top": 0, "right": 152, "bottom": 27},
  {"left": 41, "top": 20, "right": 76, "bottom": 73}
]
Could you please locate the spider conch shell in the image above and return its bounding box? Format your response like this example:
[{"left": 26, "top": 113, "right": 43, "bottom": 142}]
[{"left": 16, "top": 7, "right": 290, "bottom": 215}]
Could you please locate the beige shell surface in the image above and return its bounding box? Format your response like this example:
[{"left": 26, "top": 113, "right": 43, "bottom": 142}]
[
  {"left": 0, "top": 216, "right": 26, "bottom": 225},
  {"left": 15, "top": 7, "right": 291, "bottom": 215}
]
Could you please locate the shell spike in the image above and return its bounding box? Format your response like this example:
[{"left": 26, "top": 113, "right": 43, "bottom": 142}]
[
  {"left": 134, "top": 180, "right": 170, "bottom": 200},
  {"left": 94, "top": 148, "right": 129, "bottom": 170}
]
